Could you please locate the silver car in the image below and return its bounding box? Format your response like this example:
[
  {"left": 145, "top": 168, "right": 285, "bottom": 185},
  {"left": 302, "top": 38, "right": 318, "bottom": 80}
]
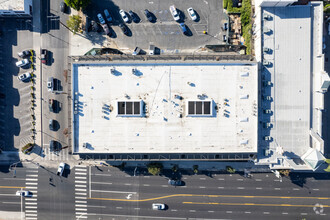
[{"left": 16, "top": 59, "right": 30, "bottom": 68}]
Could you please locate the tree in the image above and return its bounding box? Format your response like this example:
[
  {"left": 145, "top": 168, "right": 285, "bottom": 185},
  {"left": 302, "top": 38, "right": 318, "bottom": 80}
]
[
  {"left": 324, "top": 159, "right": 330, "bottom": 172},
  {"left": 278, "top": 169, "right": 290, "bottom": 177},
  {"left": 226, "top": 166, "right": 235, "bottom": 174},
  {"left": 171, "top": 165, "right": 178, "bottom": 173},
  {"left": 66, "top": 15, "right": 82, "bottom": 35},
  {"left": 147, "top": 163, "right": 163, "bottom": 176},
  {"left": 64, "top": 0, "right": 90, "bottom": 11},
  {"left": 193, "top": 165, "right": 199, "bottom": 174},
  {"left": 22, "top": 143, "right": 34, "bottom": 154}
]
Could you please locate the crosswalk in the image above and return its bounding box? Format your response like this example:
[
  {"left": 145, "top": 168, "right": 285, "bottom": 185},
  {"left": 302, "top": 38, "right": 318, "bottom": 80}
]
[
  {"left": 25, "top": 166, "right": 39, "bottom": 220},
  {"left": 40, "top": 147, "right": 70, "bottom": 161},
  {"left": 75, "top": 165, "right": 88, "bottom": 219}
]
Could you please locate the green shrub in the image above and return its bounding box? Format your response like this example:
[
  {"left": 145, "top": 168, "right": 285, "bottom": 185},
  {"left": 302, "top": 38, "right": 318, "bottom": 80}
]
[
  {"left": 226, "top": 166, "right": 236, "bottom": 173},
  {"left": 147, "top": 162, "right": 163, "bottom": 176},
  {"left": 223, "top": 0, "right": 229, "bottom": 9}
]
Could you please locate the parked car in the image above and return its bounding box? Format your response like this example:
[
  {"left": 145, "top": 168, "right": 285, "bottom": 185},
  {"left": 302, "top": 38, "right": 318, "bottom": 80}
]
[
  {"left": 17, "top": 71, "right": 32, "bottom": 82},
  {"left": 104, "top": 9, "right": 112, "bottom": 22},
  {"left": 97, "top": 13, "right": 106, "bottom": 24},
  {"left": 49, "top": 119, "right": 55, "bottom": 131},
  {"left": 47, "top": 77, "right": 54, "bottom": 92},
  {"left": 187, "top": 7, "right": 197, "bottom": 21},
  {"left": 119, "top": 10, "right": 129, "bottom": 23},
  {"left": 49, "top": 99, "right": 55, "bottom": 112},
  {"left": 144, "top": 9, "right": 153, "bottom": 22},
  {"left": 152, "top": 203, "right": 165, "bottom": 210},
  {"left": 223, "top": 22, "right": 228, "bottom": 30},
  {"left": 132, "top": 47, "right": 141, "bottom": 55},
  {"left": 60, "top": 2, "right": 67, "bottom": 13},
  {"left": 16, "top": 190, "right": 31, "bottom": 197},
  {"left": 169, "top": 5, "right": 180, "bottom": 21},
  {"left": 41, "top": 49, "right": 48, "bottom": 64},
  {"left": 223, "top": 35, "right": 227, "bottom": 42},
  {"left": 101, "top": 23, "right": 111, "bottom": 36},
  {"left": 149, "top": 44, "right": 155, "bottom": 55},
  {"left": 168, "top": 179, "right": 183, "bottom": 186},
  {"left": 50, "top": 140, "right": 59, "bottom": 152},
  {"left": 119, "top": 23, "right": 128, "bottom": 35},
  {"left": 16, "top": 59, "right": 30, "bottom": 68},
  {"left": 57, "top": 162, "right": 65, "bottom": 176},
  {"left": 17, "top": 50, "right": 31, "bottom": 58},
  {"left": 179, "top": 23, "right": 187, "bottom": 35},
  {"left": 129, "top": 10, "right": 138, "bottom": 23}
]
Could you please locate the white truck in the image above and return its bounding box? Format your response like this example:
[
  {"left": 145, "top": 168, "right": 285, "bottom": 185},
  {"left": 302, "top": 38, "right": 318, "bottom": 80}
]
[{"left": 57, "top": 162, "right": 65, "bottom": 176}]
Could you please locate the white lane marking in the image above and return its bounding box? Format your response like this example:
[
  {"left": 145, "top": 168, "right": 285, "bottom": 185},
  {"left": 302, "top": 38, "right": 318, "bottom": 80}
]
[
  {"left": 125, "top": 175, "right": 131, "bottom": 177},
  {"left": 124, "top": 183, "right": 131, "bottom": 186},
  {"left": 134, "top": 208, "right": 140, "bottom": 210},
  {"left": 274, "top": 188, "right": 281, "bottom": 190},
  {"left": 75, "top": 217, "right": 87, "bottom": 219},
  {"left": 226, "top": 211, "right": 232, "bottom": 213},
  {"left": 75, "top": 185, "right": 87, "bottom": 188},
  {"left": 218, "top": 187, "right": 224, "bottom": 189},
  {"left": 189, "top": 210, "right": 196, "bottom": 212},
  {"left": 25, "top": 198, "right": 37, "bottom": 201},
  {"left": 237, "top": 187, "right": 245, "bottom": 189},
  {"left": 75, "top": 197, "right": 87, "bottom": 199},
  {"left": 76, "top": 208, "right": 87, "bottom": 211},
  {"left": 25, "top": 202, "right": 37, "bottom": 205},
  {"left": 3, "top": 178, "right": 25, "bottom": 180},
  {"left": 237, "top": 179, "right": 243, "bottom": 181},
  {"left": 26, "top": 182, "right": 38, "bottom": 185},
  {"left": 91, "top": 182, "right": 112, "bottom": 185},
  {"left": 245, "top": 211, "right": 251, "bottom": 214},
  {"left": 75, "top": 181, "right": 87, "bottom": 184},
  {"left": 199, "top": 186, "right": 206, "bottom": 189},
  {"left": 76, "top": 200, "right": 87, "bottom": 204},
  {"left": 263, "top": 212, "right": 270, "bottom": 214},
  {"left": 256, "top": 187, "right": 262, "bottom": 190},
  {"left": 0, "top": 194, "right": 17, "bottom": 197},
  {"left": 208, "top": 211, "right": 214, "bottom": 213},
  {"left": 25, "top": 206, "right": 37, "bottom": 209},
  {"left": 87, "top": 205, "right": 106, "bottom": 208},
  {"left": 293, "top": 188, "right": 300, "bottom": 190},
  {"left": 75, "top": 176, "right": 87, "bottom": 179},
  {"left": 75, "top": 165, "right": 87, "bottom": 168},
  {"left": 255, "top": 179, "right": 262, "bottom": 181},
  {"left": 76, "top": 168, "right": 87, "bottom": 172},
  {"left": 75, "top": 188, "right": 87, "bottom": 192},
  {"left": 200, "top": 178, "right": 206, "bottom": 180},
  {"left": 76, "top": 172, "right": 87, "bottom": 175},
  {"left": 218, "top": 178, "right": 225, "bottom": 180},
  {"left": 301, "top": 213, "right": 307, "bottom": 215},
  {"left": 31, "top": 195, "right": 37, "bottom": 198},
  {"left": 93, "top": 174, "right": 112, "bottom": 176},
  {"left": 143, "top": 184, "right": 150, "bottom": 186},
  {"left": 25, "top": 186, "right": 38, "bottom": 189},
  {"left": 282, "top": 213, "right": 288, "bottom": 215},
  {"left": 171, "top": 209, "right": 177, "bottom": 211},
  {"left": 26, "top": 178, "right": 38, "bottom": 181},
  {"left": 75, "top": 204, "right": 87, "bottom": 207},
  {"left": 91, "top": 190, "right": 137, "bottom": 194},
  {"left": 312, "top": 189, "right": 319, "bottom": 191},
  {"left": 161, "top": 185, "right": 168, "bottom": 187},
  {"left": 116, "top": 207, "right": 123, "bottom": 209},
  {"left": 2, "top": 202, "right": 20, "bottom": 204},
  {"left": 26, "top": 175, "right": 38, "bottom": 177},
  {"left": 26, "top": 170, "right": 38, "bottom": 173},
  {"left": 75, "top": 192, "right": 87, "bottom": 196}
]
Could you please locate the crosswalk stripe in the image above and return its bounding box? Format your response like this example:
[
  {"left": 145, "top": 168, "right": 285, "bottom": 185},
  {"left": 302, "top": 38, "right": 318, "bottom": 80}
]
[
  {"left": 26, "top": 178, "right": 38, "bottom": 181},
  {"left": 75, "top": 192, "right": 87, "bottom": 196},
  {"left": 25, "top": 214, "right": 37, "bottom": 217},
  {"left": 25, "top": 198, "right": 37, "bottom": 201},
  {"left": 75, "top": 208, "right": 87, "bottom": 211},
  {"left": 25, "top": 210, "right": 37, "bottom": 213},
  {"left": 75, "top": 168, "right": 87, "bottom": 172},
  {"left": 26, "top": 202, "right": 37, "bottom": 205},
  {"left": 25, "top": 206, "right": 37, "bottom": 209},
  {"left": 75, "top": 185, "right": 86, "bottom": 188},
  {"left": 26, "top": 182, "right": 38, "bottom": 185},
  {"left": 25, "top": 186, "right": 37, "bottom": 189},
  {"left": 75, "top": 212, "right": 87, "bottom": 215},
  {"left": 26, "top": 175, "right": 38, "bottom": 177},
  {"left": 75, "top": 188, "right": 87, "bottom": 192},
  {"left": 75, "top": 172, "right": 87, "bottom": 175},
  {"left": 76, "top": 200, "right": 87, "bottom": 204},
  {"left": 75, "top": 197, "right": 87, "bottom": 199},
  {"left": 75, "top": 176, "right": 87, "bottom": 179},
  {"left": 75, "top": 165, "right": 87, "bottom": 168},
  {"left": 75, "top": 181, "right": 87, "bottom": 184},
  {"left": 75, "top": 204, "right": 87, "bottom": 207}
]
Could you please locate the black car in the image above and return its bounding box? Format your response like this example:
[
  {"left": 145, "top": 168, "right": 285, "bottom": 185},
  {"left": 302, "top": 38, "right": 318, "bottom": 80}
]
[
  {"left": 129, "top": 10, "right": 139, "bottom": 23},
  {"left": 60, "top": 2, "right": 67, "bottom": 13},
  {"left": 168, "top": 179, "right": 183, "bottom": 186},
  {"left": 17, "top": 50, "right": 31, "bottom": 58},
  {"left": 119, "top": 23, "right": 128, "bottom": 35},
  {"left": 144, "top": 9, "right": 153, "bottom": 22},
  {"left": 49, "top": 119, "right": 55, "bottom": 131}
]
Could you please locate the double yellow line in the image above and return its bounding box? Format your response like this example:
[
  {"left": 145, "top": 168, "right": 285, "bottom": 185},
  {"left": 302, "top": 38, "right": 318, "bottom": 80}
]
[{"left": 0, "top": 186, "right": 25, "bottom": 189}]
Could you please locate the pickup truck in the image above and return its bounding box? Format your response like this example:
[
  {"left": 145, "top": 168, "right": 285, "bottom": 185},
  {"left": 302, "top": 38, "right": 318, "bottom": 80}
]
[
  {"left": 57, "top": 162, "right": 65, "bottom": 176},
  {"left": 41, "top": 49, "right": 48, "bottom": 64}
]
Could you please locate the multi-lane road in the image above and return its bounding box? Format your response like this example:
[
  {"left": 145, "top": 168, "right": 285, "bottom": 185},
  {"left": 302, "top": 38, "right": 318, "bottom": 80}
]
[{"left": 1, "top": 163, "right": 329, "bottom": 220}]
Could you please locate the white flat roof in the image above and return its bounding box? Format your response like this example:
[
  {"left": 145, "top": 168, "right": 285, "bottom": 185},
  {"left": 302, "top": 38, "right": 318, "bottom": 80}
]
[
  {"left": 0, "top": 0, "right": 24, "bottom": 11},
  {"left": 72, "top": 62, "right": 258, "bottom": 154}
]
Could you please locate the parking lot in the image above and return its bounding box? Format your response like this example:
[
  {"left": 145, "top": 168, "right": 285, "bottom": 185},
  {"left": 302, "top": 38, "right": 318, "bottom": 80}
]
[
  {"left": 84, "top": 0, "right": 225, "bottom": 52},
  {"left": 0, "top": 17, "right": 35, "bottom": 151}
]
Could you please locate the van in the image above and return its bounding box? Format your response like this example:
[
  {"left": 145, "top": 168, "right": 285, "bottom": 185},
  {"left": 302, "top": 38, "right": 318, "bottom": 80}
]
[
  {"left": 169, "top": 5, "right": 180, "bottom": 21},
  {"left": 149, "top": 45, "right": 155, "bottom": 55}
]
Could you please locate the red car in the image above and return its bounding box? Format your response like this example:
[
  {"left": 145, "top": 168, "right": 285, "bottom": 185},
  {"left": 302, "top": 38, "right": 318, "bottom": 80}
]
[{"left": 41, "top": 49, "right": 48, "bottom": 64}]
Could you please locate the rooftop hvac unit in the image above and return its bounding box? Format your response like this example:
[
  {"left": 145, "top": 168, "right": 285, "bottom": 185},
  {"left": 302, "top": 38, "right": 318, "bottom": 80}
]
[
  {"left": 263, "top": 14, "right": 271, "bottom": 20},
  {"left": 263, "top": 27, "right": 271, "bottom": 34}
]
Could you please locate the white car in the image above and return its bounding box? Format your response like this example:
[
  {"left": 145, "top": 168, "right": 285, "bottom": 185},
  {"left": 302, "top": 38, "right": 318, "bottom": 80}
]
[
  {"left": 57, "top": 162, "right": 65, "bottom": 176},
  {"left": 16, "top": 59, "right": 30, "bottom": 68},
  {"left": 169, "top": 5, "right": 180, "bottom": 21},
  {"left": 187, "top": 8, "right": 197, "bottom": 21},
  {"left": 16, "top": 190, "right": 31, "bottom": 197},
  {"left": 97, "top": 13, "right": 106, "bottom": 24},
  {"left": 152, "top": 203, "right": 165, "bottom": 210},
  {"left": 17, "top": 71, "right": 32, "bottom": 81},
  {"left": 119, "top": 10, "right": 129, "bottom": 23}
]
